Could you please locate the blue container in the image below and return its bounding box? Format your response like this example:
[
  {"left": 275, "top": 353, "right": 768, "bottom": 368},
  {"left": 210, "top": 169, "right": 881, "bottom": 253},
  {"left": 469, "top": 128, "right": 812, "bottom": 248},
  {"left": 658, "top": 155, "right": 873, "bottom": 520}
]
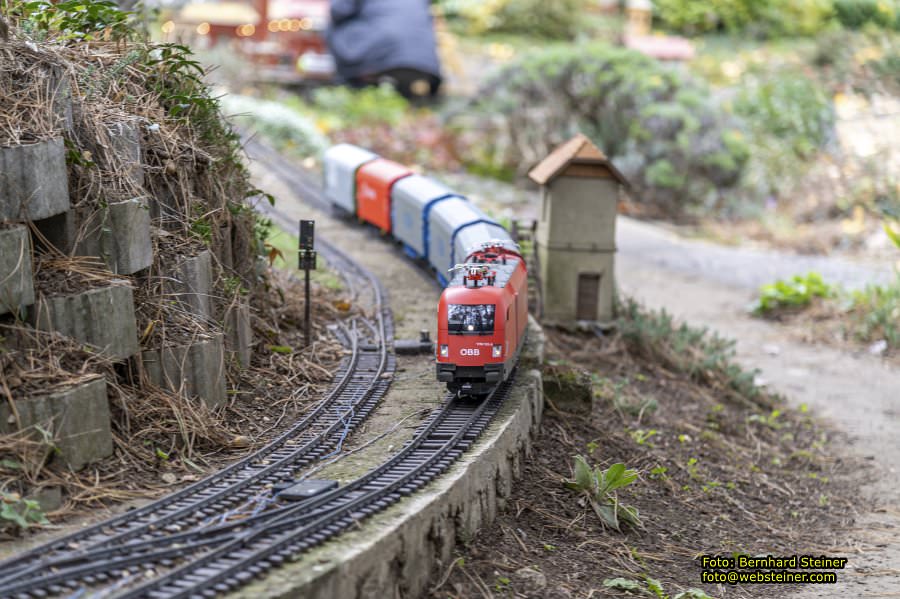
[
  {"left": 391, "top": 175, "right": 459, "bottom": 259},
  {"left": 428, "top": 198, "right": 501, "bottom": 281}
]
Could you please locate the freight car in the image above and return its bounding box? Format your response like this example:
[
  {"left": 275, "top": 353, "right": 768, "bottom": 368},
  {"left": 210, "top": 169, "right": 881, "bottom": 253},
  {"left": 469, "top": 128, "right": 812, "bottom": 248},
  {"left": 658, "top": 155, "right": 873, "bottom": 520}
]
[{"left": 322, "top": 143, "right": 528, "bottom": 395}]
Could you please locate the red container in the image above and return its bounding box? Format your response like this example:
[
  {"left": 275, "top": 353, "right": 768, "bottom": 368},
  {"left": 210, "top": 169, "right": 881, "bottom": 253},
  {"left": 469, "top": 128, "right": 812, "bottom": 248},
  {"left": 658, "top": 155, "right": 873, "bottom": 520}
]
[{"left": 355, "top": 158, "right": 412, "bottom": 233}]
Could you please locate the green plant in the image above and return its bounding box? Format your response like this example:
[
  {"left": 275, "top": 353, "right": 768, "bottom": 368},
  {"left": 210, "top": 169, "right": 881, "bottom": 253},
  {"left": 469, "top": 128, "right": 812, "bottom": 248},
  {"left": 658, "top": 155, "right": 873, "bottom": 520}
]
[
  {"left": 222, "top": 94, "right": 329, "bottom": 159},
  {"left": 630, "top": 429, "right": 658, "bottom": 446},
  {"left": 455, "top": 43, "right": 749, "bottom": 216},
  {"left": 14, "top": 0, "right": 135, "bottom": 42},
  {"left": 849, "top": 275, "right": 900, "bottom": 348},
  {"left": 754, "top": 272, "right": 835, "bottom": 314},
  {"left": 748, "top": 409, "right": 785, "bottom": 429},
  {"left": 487, "top": 0, "right": 587, "bottom": 39},
  {"left": 686, "top": 457, "right": 701, "bottom": 480},
  {"left": 603, "top": 575, "right": 714, "bottom": 598},
  {"left": 734, "top": 68, "right": 835, "bottom": 161},
  {"left": 1, "top": 491, "right": 49, "bottom": 531},
  {"left": 439, "top": 0, "right": 586, "bottom": 38},
  {"left": 310, "top": 83, "right": 410, "bottom": 127},
  {"left": 564, "top": 455, "right": 642, "bottom": 531},
  {"left": 833, "top": 0, "right": 898, "bottom": 28},
  {"left": 655, "top": 0, "right": 835, "bottom": 37}
]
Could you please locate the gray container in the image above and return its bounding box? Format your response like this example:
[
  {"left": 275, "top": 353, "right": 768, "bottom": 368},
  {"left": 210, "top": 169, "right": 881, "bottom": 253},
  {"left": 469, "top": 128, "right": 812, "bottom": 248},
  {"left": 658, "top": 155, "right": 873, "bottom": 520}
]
[
  {"left": 323, "top": 144, "right": 377, "bottom": 214},
  {"left": 428, "top": 198, "right": 496, "bottom": 280},
  {"left": 453, "top": 222, "right": 513, "bottom": 265},
  {"left": 391, "top": 175, "right": 456, "bottom": 258}
]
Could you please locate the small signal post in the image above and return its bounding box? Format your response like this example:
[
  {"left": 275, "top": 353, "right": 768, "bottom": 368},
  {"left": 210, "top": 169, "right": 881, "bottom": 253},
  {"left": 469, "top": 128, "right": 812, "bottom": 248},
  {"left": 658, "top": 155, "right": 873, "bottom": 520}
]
[{"left": 298, "top": 219, "right": 317, "bottom": 347}]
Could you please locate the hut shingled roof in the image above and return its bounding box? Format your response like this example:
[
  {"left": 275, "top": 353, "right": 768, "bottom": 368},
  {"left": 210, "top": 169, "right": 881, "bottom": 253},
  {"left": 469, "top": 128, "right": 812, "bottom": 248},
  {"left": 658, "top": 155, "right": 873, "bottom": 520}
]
[{"left": 527, "top": 134, "right": 629, "bottom": 187}]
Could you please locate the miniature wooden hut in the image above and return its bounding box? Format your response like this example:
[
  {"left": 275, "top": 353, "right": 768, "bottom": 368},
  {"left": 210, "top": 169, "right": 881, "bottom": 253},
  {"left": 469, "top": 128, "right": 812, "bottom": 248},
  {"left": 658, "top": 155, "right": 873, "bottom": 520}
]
[{"left": 528, "top": 134, "right": 628, "bottom": 325}]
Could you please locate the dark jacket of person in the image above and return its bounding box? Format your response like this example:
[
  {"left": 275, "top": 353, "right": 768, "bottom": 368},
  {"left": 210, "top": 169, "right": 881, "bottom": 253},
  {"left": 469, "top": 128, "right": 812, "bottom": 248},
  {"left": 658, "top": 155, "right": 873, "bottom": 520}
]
[{"left": 326, "top": 0, "right": 442, "bottom": 83}]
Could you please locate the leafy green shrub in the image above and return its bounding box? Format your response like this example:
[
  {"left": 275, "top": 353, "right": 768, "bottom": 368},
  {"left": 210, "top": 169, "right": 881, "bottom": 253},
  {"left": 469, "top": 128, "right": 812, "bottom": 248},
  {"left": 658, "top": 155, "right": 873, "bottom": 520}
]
[
  {"left": 754, "top": 272, "right": 835, "bottom": 314},
  {"left": 12, "top": 0, "right": 135, "bottom": 42},
  {"left": 833, "top": 0, "right": 898, "bottom": 28},
  {"left": 849, "top": 276, "right": 900, "bottom": 347},
  {"left": 564, "top": 456, "right": 642, "bottom": 531},
  {"left": 489, "top": 0, "right": 586, "bottom": 39},
  {"left": 813, "top": 28, "right": 900, "bottom": 95},
  {"left": 655, "top": 0, "right": 835, "bottom": 37},
  {"left": 733, "top": 66, "right": 835, "bottom": 193},
  {"left": 438, "top": 0, "right": 586, "bottom": 39},
  {"left": 309, "top": 83, "right": 410, "bottom": 127},
  {"left": 453, "top": 43, "right": 749, "bottom": 216}
]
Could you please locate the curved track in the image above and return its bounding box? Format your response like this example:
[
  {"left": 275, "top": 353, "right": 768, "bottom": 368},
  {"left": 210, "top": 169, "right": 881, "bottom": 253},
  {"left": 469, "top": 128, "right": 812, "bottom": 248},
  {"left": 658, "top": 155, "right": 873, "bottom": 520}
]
[
  {"left": 0, "top": 140, "right": 514, "bottom": 599},
  {"left": 0, "top": 159, "right": 395, "bottom": 596}
]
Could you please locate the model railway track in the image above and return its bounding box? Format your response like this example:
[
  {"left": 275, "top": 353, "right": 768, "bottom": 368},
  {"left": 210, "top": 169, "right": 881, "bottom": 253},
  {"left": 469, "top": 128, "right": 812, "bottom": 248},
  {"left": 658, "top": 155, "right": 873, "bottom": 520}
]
[
  {"left": 0, "top": 182, "right": 395, "bottom": 596},
  {"left": 0, "top": 141, "right": 515, "bottom": 599},
  {"left": 125, "top": 381, "right": 511, "bottom": 599}
]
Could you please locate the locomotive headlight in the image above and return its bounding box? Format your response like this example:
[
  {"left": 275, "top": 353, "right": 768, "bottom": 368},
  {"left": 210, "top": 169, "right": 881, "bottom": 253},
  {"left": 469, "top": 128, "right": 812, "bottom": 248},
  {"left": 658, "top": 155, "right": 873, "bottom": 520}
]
[
  {"left": 440, "top": 344, "right": 449, "bottom": 358},
  {"left": 492, "top": 344, "right": 502, "bottom": 358}
]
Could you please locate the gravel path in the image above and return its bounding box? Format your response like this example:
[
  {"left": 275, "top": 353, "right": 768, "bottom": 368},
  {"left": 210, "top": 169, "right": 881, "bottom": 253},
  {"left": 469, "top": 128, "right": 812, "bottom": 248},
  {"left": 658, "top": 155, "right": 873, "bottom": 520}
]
[{"left": 618, "top": 217, "right": 896, "bottom": 290}]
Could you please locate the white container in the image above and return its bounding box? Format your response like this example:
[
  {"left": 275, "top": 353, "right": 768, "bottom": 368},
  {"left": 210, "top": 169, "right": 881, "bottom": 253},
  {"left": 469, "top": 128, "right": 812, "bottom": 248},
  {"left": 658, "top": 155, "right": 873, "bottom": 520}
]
[{"left": 322, "top": 144, "right": 377, "bottom": 214}]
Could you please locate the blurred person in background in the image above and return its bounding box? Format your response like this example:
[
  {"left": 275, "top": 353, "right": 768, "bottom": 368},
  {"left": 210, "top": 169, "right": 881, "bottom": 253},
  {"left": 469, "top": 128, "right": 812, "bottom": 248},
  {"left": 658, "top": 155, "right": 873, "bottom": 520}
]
[{"left": 326, "top": 0, "right": 442, "bottom": 99}]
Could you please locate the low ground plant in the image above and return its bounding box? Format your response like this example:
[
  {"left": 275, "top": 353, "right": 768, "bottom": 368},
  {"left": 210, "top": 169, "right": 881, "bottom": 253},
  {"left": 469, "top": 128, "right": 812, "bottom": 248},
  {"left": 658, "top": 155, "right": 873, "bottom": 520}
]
[
  {"left": 849, "top": 277, "right": 900, "bottom": 347},
  {"left": 753, "top": 272, "right": 835, "bottom": 314},
  {"left": 616, "top": 299, "right": 767, "bottom": 404},
  {"left": 1, "top": 491, "right": 49, "bottom": 531},
  {"left": 604, "top": 576, "right": 714, "bottom": 599},
  {"left": 564, "top": 456, "right": 642, "bottom": 531},
  {"left": 753, "top": 267, "right": 900, "bottom": 351}
]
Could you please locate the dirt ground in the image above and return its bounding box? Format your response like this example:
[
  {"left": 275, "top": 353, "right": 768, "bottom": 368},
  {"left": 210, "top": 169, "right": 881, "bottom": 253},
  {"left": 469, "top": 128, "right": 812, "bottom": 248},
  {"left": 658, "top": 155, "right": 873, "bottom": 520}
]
[{"left": 429, "top": 318, "right": 860, "bottom": 599}]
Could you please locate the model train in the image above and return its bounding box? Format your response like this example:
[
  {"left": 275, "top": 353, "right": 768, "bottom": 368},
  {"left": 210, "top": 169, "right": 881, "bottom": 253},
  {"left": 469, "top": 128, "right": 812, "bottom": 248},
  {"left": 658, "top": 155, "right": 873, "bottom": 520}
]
[{"left": 323, "top": 144, "right": 528, "bottom": 395}]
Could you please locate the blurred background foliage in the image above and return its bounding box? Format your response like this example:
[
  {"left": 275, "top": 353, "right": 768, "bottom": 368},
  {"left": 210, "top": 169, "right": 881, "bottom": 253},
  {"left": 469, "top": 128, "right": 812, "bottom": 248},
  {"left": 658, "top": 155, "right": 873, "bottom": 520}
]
[
  {"left": 437, "top": 0, "right": 588, "bottom": 39},
  {"left": 224, "top": 0, "right": 898, "bottom": 230},
  {"left": 654, "top": 0, "right": 900, "bottom": 36},
  {"left": 447, "top": 43, "right": 749, "bottom": 217}
]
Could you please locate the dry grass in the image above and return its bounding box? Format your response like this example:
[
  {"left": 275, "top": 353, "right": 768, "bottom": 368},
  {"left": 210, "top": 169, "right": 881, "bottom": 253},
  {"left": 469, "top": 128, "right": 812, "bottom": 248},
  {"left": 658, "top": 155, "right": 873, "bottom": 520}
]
[{"left": 0, "top": 26, "right": 340, "bottom": 530}]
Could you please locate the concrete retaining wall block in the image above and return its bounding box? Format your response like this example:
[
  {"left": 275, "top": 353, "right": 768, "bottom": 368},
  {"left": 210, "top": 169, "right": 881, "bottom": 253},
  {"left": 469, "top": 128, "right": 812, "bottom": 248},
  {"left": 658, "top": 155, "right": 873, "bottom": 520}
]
[
  {"left": 49, "top": 68, "right": 74, "bottom": 134},
  {"left": 106, "top": 121, "right": 144, "bottom": 187},
  {"left": 0, "top": 137, "right": 70, "bottom": 221},
  {"left": 0, "top": 225, "right": 35, "bottom": 316},
  {"left": 224, "top": 302, "right": 253, "bottom": 368},
  {"left": 33, "top": 282, "right": 139, "bottom": 360},
  {"left": 167, "top": 250, "right": 212, "bottom": 321},
  {"left": 36, "top": 198, "right": 152, "bottom": 275},
  {"left": 142, "top": 333, "right": 227, "bottom": 409},
  {"left": 105, "top": 198, "right": 152, "bottom": 274},
  {"left": 0, "top": 376, "right": 113, "bottom": 471}
]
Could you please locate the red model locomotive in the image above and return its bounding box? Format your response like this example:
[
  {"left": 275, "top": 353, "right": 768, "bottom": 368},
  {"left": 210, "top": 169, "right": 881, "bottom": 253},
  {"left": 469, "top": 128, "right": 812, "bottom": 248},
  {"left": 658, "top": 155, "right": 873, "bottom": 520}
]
[
  {"left": 436, "top": 241, "right": 528, "bottom": 396},
  {"left": 323, "top": 144, "right": 527, "bottom": 397}
]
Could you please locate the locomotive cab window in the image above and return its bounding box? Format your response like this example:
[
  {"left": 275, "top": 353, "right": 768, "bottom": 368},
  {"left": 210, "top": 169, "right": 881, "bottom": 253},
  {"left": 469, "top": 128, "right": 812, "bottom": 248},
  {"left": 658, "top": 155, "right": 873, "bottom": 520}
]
[{"left": 448, "top": 304, "right": 495, "bottom": 335}]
